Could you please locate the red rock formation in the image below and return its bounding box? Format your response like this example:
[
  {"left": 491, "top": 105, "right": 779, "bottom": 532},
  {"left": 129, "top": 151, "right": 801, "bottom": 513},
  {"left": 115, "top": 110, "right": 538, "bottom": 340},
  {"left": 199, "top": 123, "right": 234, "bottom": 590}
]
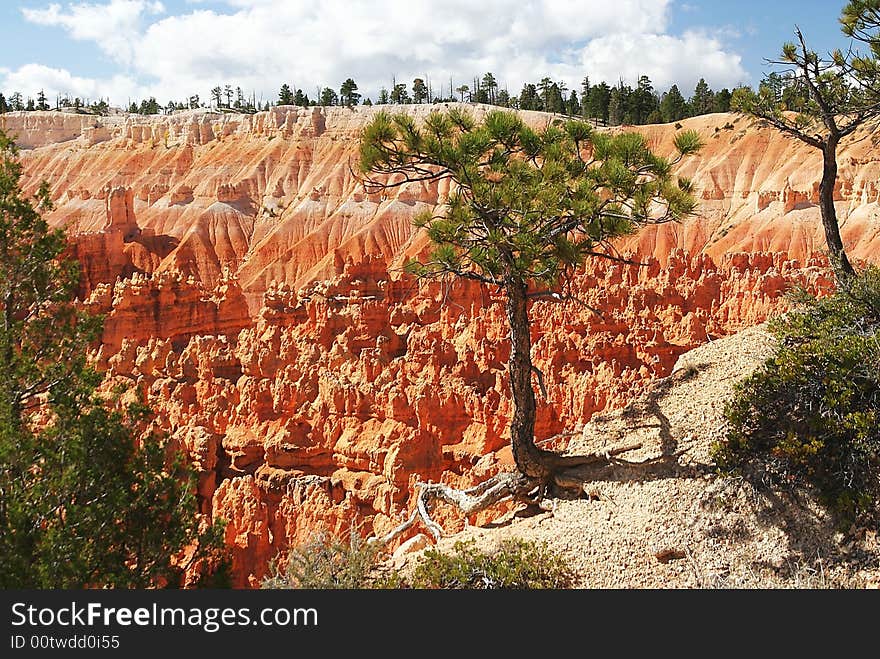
[
  {"left": 88, "top": 270, "right": 250, "bottom": 357},
  {"left": 8, "top": 107, "right": 870, "bottom": 586},
  {"left": 90, "top": 251, "right": 829, "bottom": 586},
  {"left": 11, "top": 107, "right": 880, "bottom": 296}
]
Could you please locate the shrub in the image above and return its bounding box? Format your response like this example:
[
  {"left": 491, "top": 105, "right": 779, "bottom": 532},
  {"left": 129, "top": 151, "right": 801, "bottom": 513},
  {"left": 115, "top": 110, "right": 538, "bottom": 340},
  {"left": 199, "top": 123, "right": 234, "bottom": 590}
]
[
  {"left": 712, "top": 267, "right": 880, "bottom": 524},
  {"left": 408, "top": 538, "right": 574, "bottom": 589},
  {"left": 261, "top": 532, "right": 574, "bottom": 590},
  {"left": 0, "top": 130, "right": 225, "bottom": 588},
  {"left": 261, "top": 530, "right": 399, "bottom": 589}
]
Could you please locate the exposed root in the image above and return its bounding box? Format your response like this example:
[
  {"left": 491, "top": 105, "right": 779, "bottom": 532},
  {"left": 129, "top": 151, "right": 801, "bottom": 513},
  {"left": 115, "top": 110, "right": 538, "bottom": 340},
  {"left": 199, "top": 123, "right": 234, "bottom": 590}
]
[
  {"left": 369, "top": 443, "right": 647, "bottom": 545},
  {"left": 369, "top": 471, "right": 532, "bottom": 544},
  {"left": 549, "top": 441, "right": 643, "bottom": 471},
  {"left": 551, "top": 443, "right": 690, "bottom": 491}
]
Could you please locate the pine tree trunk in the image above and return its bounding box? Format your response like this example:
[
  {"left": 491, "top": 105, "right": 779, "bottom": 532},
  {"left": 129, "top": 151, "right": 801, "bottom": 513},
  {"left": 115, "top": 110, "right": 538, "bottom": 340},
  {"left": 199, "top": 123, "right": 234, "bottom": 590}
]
[
  {"left": 505, "top": 278, "right": 551, "bottom": 481},
  {"left": 820, "top": 137, "right": 855, "bottom": 279}
]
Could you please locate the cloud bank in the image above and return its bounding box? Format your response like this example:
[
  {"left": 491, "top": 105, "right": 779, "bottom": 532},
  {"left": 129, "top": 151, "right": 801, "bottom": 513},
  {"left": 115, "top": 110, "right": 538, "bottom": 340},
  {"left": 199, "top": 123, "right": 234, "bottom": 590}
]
[{"left": 3, "top": 0, "right": 748, "bottom": 106}]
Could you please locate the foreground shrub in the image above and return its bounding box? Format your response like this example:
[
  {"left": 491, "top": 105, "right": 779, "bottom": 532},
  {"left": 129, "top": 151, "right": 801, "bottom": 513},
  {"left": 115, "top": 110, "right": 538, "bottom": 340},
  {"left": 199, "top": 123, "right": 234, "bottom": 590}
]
[
  {"left": 712, "top": 267, "right": 880, "bottom": 525},
  {"left": 409, "top": 538, "right": 574, "bottom": 589},
  {"left": 261, "top": 530, "right": 399, "bottom": 589},
  {"left": 261, "top": 532, "right": 574, "bottom": 590}
]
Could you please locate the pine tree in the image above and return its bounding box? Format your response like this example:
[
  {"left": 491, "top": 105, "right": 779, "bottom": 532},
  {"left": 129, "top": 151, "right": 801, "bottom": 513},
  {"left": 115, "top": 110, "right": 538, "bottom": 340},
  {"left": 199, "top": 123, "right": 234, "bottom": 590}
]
[
  {"left": 278, "top": 84, "right": 294, "bottom": 105},
  {"left": 358, "top": 109, "right": 701, "bottom": 523},
  {"left": 691, "top": 78, "right": 714, "bottom": 115},
  {"left": 545, "top": 82, "right": 564, "bottom": 113},
  {"left": 735, "top": 4, "right": 880, "bottom": 279},
  {"left": 780, "top": 77, "right": 810, "bottom": 111},
  {"left": 90, "top": 99, "right": 109, "bottom": 116},
  {"left": 518, "top": 83, "right": 538, "bottom": 110},
  {"left": 139, "top": 97, "right": 159, "bottom": 115},
  {"left": 340, "top": 78, "right": 361, "bottom": 107},
  {"left": 36, "top": 90, "right": 49, "bottom": 111},
  {"left": 538, "top": 77, "right": 554, "bottom": 110},
  {"left": 580, "top": 77, "right": 591, "bottom": 117},
  {"left": 760, "top": 72, "right": 786, "bottom": 102},
  {"left": 629, "top": 75, "right": 658, "bottom": 124},
  {"left": 568, "top": 90, "right": 580, "bottom": 116},
  {"left": 482, "top": 72, "right": 498, "bottom": 105},
  {"left": 608, "top": 83, "right": 629, "bottom": 125},
  {"left": 586, "top": 82, "right": 611, "bottom": 125},
  {"left": 390, "top": 83, "right": 410, "bottom": 104},
  {"left": 320, "top": 87, "right": 338, "bottom": 106},
  {"left": 0, "top": 131, "right": 226, "bottom": 587},
  {"left": 412, "top": 78, "right": 428, "bottom": 104},
  {"left": 660, "top": 84, "right": 688, "bottom": 123},
  {"left": 713, "top": 88, "right": 732, "bottom": 112},
  {"left": 472, "top": 76, "right": 488, "bottom": 104}
]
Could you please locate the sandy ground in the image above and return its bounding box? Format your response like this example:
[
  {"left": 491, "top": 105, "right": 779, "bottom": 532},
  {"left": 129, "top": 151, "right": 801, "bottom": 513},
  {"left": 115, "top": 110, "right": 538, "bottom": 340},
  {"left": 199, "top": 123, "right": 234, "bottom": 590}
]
[{"left": 396, "top": 325, "right": 880, "bottom": 588}]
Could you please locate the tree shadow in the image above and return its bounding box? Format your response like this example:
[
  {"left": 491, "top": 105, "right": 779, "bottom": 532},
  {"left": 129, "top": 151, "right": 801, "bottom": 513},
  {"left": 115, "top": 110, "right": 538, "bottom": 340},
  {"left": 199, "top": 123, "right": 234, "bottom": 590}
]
[
  {"left": 700, "top": 478, "right": 877, "bottom": 586},
  {"left": 556, "top": 363, "right": 710, "bottom": 494}
]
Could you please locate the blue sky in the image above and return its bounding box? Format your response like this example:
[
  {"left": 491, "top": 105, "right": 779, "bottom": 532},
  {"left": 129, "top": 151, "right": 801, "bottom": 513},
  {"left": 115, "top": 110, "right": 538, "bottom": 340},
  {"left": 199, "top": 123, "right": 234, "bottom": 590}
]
[{"left": 0, "top": 1, "right": 858, "bottom": 107}]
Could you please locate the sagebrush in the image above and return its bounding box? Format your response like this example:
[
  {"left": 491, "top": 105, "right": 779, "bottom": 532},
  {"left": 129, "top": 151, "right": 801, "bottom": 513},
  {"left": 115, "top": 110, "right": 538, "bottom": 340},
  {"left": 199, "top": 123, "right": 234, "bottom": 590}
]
[{"left": 261, "top": 530, "right": 399, "bottom": 589}]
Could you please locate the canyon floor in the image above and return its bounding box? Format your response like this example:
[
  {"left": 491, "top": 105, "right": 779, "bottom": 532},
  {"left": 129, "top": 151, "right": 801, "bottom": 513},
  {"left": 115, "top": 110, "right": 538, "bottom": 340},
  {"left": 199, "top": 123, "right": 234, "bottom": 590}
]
[{"left": 393, "top": 324, "right": 880, "bottom": 589}]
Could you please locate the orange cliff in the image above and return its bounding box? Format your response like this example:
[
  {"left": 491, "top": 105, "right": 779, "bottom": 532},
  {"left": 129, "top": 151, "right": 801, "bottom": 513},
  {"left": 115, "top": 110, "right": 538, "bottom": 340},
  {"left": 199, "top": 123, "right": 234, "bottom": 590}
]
[{"left": 4, "top": 106, "right": 875, "bottom": 586}]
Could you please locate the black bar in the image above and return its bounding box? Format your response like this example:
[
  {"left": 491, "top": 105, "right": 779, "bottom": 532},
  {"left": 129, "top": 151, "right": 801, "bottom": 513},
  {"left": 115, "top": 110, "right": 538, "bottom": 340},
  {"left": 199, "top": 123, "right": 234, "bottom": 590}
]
[{"left": 0, "top": 588, "right": 872, "bottom": 653}]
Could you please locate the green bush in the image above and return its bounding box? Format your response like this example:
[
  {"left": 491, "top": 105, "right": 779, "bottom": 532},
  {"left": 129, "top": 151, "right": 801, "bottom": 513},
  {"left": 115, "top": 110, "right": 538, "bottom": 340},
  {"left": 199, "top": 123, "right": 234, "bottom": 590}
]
[
  {"left": 0, "top": 130, "right": 226, "bottom": 588},
  {"left": 712, "top": 267, "right": 880, "bottom": 524},
  {"left": 408, "top": 538, "right": 574, "bottom": 589}
]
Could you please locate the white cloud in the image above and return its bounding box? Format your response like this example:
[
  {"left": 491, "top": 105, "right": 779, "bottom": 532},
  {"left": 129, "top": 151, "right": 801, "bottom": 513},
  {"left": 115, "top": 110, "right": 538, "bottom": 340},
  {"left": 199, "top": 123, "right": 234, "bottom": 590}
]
[
  {"left": 575, "top": 30, "right": 747, "bottom": 92},
  {"left": 0, "top": 63, "right": 142, "bottom": 104},
  {"left": 22, "top": 1, "right": 166, "bottom": 66},
  {"left": 17, "top": 0, "right": 747, "bottom": 105}
]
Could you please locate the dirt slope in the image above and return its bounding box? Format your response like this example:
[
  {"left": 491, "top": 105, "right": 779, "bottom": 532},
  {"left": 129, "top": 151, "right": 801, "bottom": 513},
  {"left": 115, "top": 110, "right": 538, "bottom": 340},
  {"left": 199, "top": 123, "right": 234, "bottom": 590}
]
[{"left": 402, "top": 325, "right": 880, "bottom": 588}]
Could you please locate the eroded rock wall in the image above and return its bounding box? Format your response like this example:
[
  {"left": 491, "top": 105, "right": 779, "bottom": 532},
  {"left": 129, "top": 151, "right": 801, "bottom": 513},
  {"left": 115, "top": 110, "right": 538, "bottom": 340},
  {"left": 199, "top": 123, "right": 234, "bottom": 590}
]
[{"left": 96, "top": 252, "right": 829, "bottom": 585}]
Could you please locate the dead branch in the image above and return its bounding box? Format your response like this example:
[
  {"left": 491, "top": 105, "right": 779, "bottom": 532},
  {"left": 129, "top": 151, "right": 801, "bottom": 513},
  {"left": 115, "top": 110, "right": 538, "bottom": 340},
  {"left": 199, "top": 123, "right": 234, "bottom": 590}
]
[
  {"left": 531, "top": 365, "right": 548, "bottom": 400},
  {"left": 369, "top": 443, "right": 648, "bottom": 545}
]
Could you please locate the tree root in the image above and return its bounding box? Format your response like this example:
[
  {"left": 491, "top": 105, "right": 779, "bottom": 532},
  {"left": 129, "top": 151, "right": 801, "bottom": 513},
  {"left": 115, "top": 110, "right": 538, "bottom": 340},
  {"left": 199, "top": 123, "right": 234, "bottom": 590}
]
[
  {"left": 369, "top": 443, "right": 646, "bottom": 545},
  {"left": 369, "top": 471, "right": 533, "bottom": 545}
]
